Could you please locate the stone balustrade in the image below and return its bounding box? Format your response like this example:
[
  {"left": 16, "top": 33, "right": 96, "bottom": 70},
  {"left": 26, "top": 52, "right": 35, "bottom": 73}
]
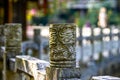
[
  {"left": 0, "top": 23, "right": 120, "bottom": 80},
  {"left": 15, "top": 55, "right": 49, "bottom": 80}
]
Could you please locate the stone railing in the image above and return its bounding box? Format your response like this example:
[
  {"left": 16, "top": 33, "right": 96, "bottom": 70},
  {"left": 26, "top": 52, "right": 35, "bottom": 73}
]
[
  {"left": 27, "top": 26, "right": 120, "bottom": 63},
  {"left": 0, "top": 23, "right": 81, "bottom": 80},
  {"left": 0, "top": 23, "right": 120, "bottom": 80},
  {"left": 0, "top": 23, "right": 49, "bottom": 80}
]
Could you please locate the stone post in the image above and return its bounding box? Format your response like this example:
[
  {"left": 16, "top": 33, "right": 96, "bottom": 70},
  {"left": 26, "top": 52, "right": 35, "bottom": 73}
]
[
  {"left": 4, "top": 23, "right": 22, "bottom": 80},
  {"left": 4, "top": 23, "right": 22, "bottom": 58},
  {"left": 0, "top": 25, "right": 5, "bottom": 80},
  {"left": 0, "top": 25, "right": 5, "bottom": 59},
  {"left": 46, "top": 24, "right": 81, "bottom": 80},
  {"left": 0, "top": 25, "right": 4, "bottom": 44},
  {"left": 33, "top": 29, "right": 41, "bottom": 58}
]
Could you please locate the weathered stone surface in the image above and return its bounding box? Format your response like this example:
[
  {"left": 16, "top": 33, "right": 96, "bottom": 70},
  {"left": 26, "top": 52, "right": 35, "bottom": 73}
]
[
  {"left": 0, "top": 40, "right": 5, "bottom": 49},
  {"left": 47, "top": 24, "right": 81, "bottom": 80},
  {"left": 4, "top": 23, "right": 22, "bottom": 58},
  {"left": 15, "top": 55, "right": 49, "bottom": 80},
  {"left": 91, "top": 76, "right": 120, "bottom": 80},
  {"left": 9, "top": 58, "right": 16, "bottom": 71},
  {"left": 20, "top": 73, "right": 34, "bottom": 80},
  {"left": 2, "top": 23, "right": 23, "bottom": 80},
  {"left": 0, "top": 25, "right": 5, "bottom": 46},
  {"left": 0, "top": 47, "right": 5, "bottom": 60},
  {"left": 4, "top": 23, "right": 22, "bottom": 47},
  {"left": 49, "top": 24, "right": 76, "bottom": 68},
  {"left": 6, "top": 47, "right": 21, "bottom": 52},
  {"left": 37, "top": 70, "right": 46, "bottom": 80},
  {"left": 33, "top": 29, "right": 41, "bottom": 44},
  {"left": 0, "top": 25, "right": 4, "bottom": 36},
  {"left": 46, "top": 67, "right": 81, "bottom": 80},
  {"left": 0, "top": 25, "right": 5, "bottom": 59},
  {"left": 33, "top": 29, "right": 41, "bottom": 58}
]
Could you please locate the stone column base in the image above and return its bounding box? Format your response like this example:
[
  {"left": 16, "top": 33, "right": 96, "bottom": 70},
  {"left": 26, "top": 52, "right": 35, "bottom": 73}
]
[{"left": 46, "top": 67, "right": 81, "bottom": 80}]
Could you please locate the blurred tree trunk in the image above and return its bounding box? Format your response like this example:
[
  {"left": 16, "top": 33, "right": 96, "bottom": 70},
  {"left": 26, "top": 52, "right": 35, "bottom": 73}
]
[
  {"left": 3, "top": 0, "right": 9, "bottom": 23},
  {"left": 12, "top": 0, "right": 27, "bottom": 40},
  {"left": 4, "top": 0, "right": 27, "bottom": 40},
  {"left": 4, "top": 0, "right": 13, "bottom": 23}
]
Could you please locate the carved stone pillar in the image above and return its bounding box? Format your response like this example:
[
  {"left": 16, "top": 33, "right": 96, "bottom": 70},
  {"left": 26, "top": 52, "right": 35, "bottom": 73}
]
[
  {"left": 4, "top": 23, "right": 22, "bottom": 58},
  {"left": 46, "top": 24, "right": 81, "bottom": 80},
  {"left": 49, "top": 24, "right": 76, "bottom": 67},
  {"left": 4, "top": 23, "right": 22, "bottom": 80}
]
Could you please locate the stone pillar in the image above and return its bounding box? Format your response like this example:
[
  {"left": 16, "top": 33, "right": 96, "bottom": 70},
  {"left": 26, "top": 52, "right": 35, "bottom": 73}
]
[
  {"left": 4, "top": 23, "right": 22, "bottom": 80},
  {"left": 0, "top": 25, "right": 5, "bottom": 80},
  {"left": 0, "top": 25, "right": 5, "bottom": 59},
  {"left": 34, "top": 29, "right": 41, "bottom": 45},
  {"left": 33, "top": 29, "right": 41, "bottom": 58},
  {"left": 4, "top": 23, "right": 22, "bottom": 58},
  {"left": 46, "top": 24, "right": 81, "bottom": 80},
  {"left": 0, "top": 25, "right": 5, "bottom": 46}
]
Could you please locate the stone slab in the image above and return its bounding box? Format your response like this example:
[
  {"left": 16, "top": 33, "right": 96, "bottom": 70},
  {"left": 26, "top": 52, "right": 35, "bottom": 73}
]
[{"left": 15, "top": 55, "right": 49, "bottom": 78}]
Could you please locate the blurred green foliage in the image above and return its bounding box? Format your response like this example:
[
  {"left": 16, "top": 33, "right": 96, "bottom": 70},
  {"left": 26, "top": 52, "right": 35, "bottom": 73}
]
[
  {"left": 87, "top": 8, "right": 98, "bottom": 27},
  {"left": 108, "top": 10, "right": 120, "bottom": 25},
  {"left": 84, "top": 0, "right": 120, "bottom": 27}
]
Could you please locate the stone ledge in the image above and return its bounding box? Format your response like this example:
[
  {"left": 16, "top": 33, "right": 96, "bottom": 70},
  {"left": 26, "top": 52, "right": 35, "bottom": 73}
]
[
  {"left": 15, "top": 55, "right": 49, "bottom": 79},
  {"left": 91, "top": 76, "right": 120, "bottom": 80}
]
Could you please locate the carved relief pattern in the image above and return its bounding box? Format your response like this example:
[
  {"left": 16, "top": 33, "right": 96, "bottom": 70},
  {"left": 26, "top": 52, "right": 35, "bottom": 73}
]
[{"left": 49, "top": 24, "right": 76, "bottom": 61}]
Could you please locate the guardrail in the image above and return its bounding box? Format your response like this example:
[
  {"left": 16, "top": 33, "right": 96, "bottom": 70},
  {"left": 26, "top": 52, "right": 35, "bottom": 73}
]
[
  {"left": 29, "top": 26, "right": 120, "bottom": 63},
  {"left": 0, "top": 23, "right": 120, "bottom": 80},
  {"left": 0, "top": 23, "right": 81, "bottom": 80}
]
